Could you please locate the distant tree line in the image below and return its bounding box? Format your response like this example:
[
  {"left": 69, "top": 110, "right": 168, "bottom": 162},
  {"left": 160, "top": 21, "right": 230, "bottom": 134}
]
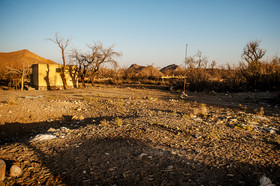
[{"left": 0, "top": 36, "right": 279, "bottom": 92}]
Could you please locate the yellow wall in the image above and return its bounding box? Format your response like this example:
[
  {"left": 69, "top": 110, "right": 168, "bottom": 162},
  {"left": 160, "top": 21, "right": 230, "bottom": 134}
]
[{"left": 32, "top": 64, "right": 78, "bottom": 89}]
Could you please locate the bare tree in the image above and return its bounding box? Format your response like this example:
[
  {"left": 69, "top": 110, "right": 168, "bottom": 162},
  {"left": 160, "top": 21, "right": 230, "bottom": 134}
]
[
  {"left": 48, "top": 33, "right": 71, "bottom": 89},
  {"left": 240, "top": 40, "right": 266, "bottom": 88},
  {"left": 72, "top": 42, "right": 121, "bottom": 87},
  {"left": 242, "top": 40, "right": 266, "bottom": 64},
  {"left": 5, "top": 64, "right": 30, "bottom": 91},
  {"left": 194, "top": 50, "right": 208, "bottom": 68},
  {"left": 210, "top": 60, "right": 217, "bottom": 69}
]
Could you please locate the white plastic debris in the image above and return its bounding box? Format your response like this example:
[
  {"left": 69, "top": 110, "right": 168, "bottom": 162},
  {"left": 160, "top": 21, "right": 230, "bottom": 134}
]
[
  {"left": 180, "top": 92, "right": 188, "bottom": 98},
  {"left": 23, "top": 95, "right": 43, "bottom": 99},
  {"left": 30, "top": 134, "right": 57, "bottom": 142},
  {"left": 260, "top": 175, "right": 275, "bottom": 186}
]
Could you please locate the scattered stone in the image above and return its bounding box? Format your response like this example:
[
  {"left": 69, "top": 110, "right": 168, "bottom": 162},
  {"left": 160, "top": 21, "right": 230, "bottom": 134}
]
[
  {"left": 0, "top": 159, "right": 6, "bottom": 181},
  {"left": 10, "top": 165, "right": 22, "bottom": 177}
]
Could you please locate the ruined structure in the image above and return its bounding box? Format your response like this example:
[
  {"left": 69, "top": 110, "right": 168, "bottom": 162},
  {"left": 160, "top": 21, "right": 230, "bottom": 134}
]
[{"left": 32, "top": 64, "right": 78, "bottom": 90}]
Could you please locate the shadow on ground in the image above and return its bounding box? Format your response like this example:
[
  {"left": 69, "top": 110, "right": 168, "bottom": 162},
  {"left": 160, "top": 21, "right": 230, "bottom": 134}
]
[
  {"left": 0, "top": 117, "right": 279, "bottom": 185},
  {"left": 0, "top": 115, "right": 136, "bottom": 145}
]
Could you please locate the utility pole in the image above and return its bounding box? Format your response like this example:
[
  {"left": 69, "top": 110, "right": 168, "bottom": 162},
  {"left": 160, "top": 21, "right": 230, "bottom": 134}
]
[{"left": 183, "top": 43, "right": 188, "bottom": 94}]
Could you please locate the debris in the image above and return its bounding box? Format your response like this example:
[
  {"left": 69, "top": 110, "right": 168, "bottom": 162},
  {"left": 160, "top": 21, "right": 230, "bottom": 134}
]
[
  {"left": 194, "top": 134, "right": 202, "bottom": 138},
  {"left": 260, "top": 175, "right": 275, "bottom": 186},
  {"left": 180, "top": 92, "right": 188, "bottom": 98},
  {"left": 0, "top": 159, "right": 5, "bottom": 181},
  {"left": 22, "top": 95, "right": 43, "bottom": 99},
  {"left": 253, "top": 115, "right": 269, "bottom": 121},
  {"left": 10, "top": 165, "right": 22, "bottom": 177},
  {"left": 30, "top": 134, "right": 57, "bottom": 142},
  {"left": 138, "top": 153, "right": 148, "bottom": 158}
]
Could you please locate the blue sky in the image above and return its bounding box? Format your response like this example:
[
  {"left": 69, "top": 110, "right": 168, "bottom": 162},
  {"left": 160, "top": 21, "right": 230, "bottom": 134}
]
[{"left": 0, "top": 0, "right": 279, "bottom": 67}]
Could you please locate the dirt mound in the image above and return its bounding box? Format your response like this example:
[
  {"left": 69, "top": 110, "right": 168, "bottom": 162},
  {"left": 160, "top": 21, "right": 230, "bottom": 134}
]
[
  {"left": 160, "top": 64, "right": 182, "bottom": 74},
  {"left": 0, "top": 49, "right": 57, "bottom": 69},
  {"left": 127, "top": 64, "right": 163, "bottom": 77}
]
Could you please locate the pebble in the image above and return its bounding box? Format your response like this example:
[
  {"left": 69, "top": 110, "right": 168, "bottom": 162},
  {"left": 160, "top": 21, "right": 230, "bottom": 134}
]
[
  {"left": 0, "top": 159, "right": 6, "bottom": 181},
  {"left": 10, "top": 165, "right": 22, "bottom": 177}
]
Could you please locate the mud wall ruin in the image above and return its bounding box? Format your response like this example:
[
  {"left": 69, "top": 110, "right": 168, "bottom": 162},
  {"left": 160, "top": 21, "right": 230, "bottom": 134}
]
[{"left": 32, "top": 64, "right": 78, "bottom": 90}]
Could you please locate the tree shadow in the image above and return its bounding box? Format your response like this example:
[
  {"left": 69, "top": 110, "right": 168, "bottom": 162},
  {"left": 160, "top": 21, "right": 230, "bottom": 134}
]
[
  {"left": 69, "top": 65, "right": 78, "bottom": 88},
  {"left": 44, "top": 64, "right": 51, "bottom": 90},
  {"left": 0, "top": 115, "right": 137, "bottom": 145},
  {"left": 0, "top": 116, "right": 279, "bottom": 185}
]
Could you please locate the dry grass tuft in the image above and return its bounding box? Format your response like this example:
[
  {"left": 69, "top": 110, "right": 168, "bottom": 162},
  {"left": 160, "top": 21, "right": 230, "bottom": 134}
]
[
  {"left": 8, "top": 96, "right": 17, "bottom": 105},
  {"left": 193, "top": 104, "right": 208, "bottom": 116},
  {"left": 100, "top": 119, "right": 109, "bottom": 126},
  {"left": 275, "top": 135, "right": 280, "bottom": 145},
  {"left": 115, "top": 117, "right": 123, "bottom": 127}
]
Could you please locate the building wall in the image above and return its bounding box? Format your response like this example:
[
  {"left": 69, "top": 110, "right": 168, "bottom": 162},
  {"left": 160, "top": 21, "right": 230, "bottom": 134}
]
[{"left": 32, "top": 64, "right": 78, "bottom": 90}]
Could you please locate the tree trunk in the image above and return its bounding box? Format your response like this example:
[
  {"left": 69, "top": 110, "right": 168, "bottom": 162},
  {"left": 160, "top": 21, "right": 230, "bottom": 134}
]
[
  {"left": 61, "top": 66, "right": 67, "bottom": 89},
  {"left": 61, "top": 49, "right": 67, "bottom": 89},
  {"left": 21, "top": 72, "right": 24, "bottom": 91},
  {"left": 81, "top": 69, "right": 87, "bottom": 88}
]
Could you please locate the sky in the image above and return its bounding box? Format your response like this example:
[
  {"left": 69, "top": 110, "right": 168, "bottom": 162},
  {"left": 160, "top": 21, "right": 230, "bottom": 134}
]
[{"left": 0, "top": 0, "right": 279, "bottom": 68}]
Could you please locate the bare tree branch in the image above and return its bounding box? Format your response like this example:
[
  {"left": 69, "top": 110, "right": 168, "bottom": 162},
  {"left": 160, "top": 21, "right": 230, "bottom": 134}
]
[{"left": 48, "top": 33, "right": 71, "bottom": 89}]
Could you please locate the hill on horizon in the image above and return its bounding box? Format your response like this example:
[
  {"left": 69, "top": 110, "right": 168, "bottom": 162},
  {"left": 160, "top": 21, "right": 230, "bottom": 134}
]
[
  {"left": 127, "top": 64, "right": 163, "bottom": 77},
  {"left": 160, "top": 64, "right": 183, "bottom": 75},
  {"left": 0, "top": 49, "right": 57, "bottom": 70}
]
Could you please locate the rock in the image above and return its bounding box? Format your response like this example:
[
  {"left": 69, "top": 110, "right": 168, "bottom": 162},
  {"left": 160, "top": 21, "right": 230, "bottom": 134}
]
[
  {"left": 0, "top": 181, "right": 5, "bottom": 186},
  {"left": 0, "top": 159, "right": 6, "bottom": 181},
  {"left": 167, "top": 165, "right": 173, "bottom": 170},
  {"left": 10, "top": 165, "right": 22, "bottom": 177},
  {"left": 260, "top": 175, "right": 275, "bottom": 186},
  {"left": 270, "top": 129, "right": 277, "bottom": 135}
]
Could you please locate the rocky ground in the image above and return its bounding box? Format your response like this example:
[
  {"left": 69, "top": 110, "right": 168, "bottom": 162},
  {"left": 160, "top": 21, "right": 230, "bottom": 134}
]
[{"left": 0, "top": 85, "right": 279, "bottom": 185}]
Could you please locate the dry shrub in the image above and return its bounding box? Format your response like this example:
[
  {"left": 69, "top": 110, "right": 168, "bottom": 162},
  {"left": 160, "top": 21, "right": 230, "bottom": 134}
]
[
  {"left": 193, "top": 104, "right": 208, "bottom": 116},
  {"left": 8, "top": 96, "right": 17, "bottom": 105},
  {"left": 275, "top": 135, "right": 280, "bottom": 145},
  {"left": 100, "top": 119, "right": 109, "bottom": 126},
  {"left": 115, "top": 117, "right": 123, "bottom": 127}
]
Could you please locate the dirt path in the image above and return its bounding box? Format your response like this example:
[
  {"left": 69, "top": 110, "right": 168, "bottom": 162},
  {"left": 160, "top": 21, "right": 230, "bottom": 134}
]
[{"left": 0, "top": 85, "right": 279, "bottom": 185}]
